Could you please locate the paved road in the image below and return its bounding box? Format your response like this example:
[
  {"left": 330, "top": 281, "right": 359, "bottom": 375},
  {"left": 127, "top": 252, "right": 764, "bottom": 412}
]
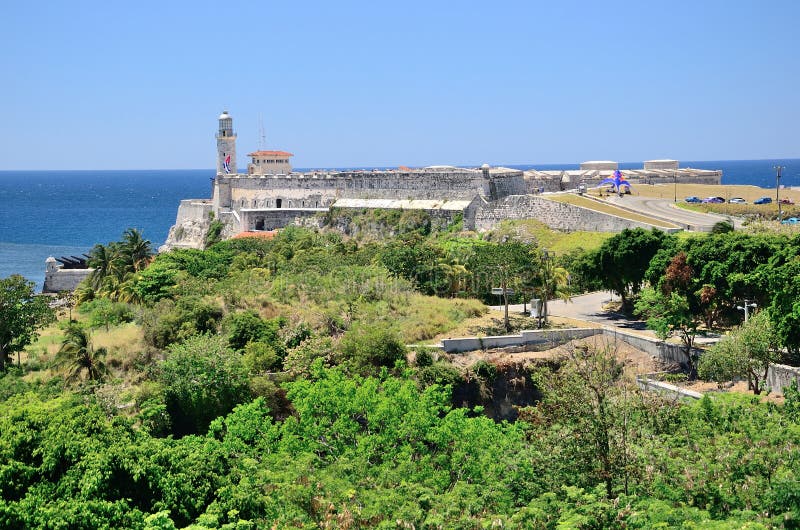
[
  {"left": 492, "top": 291, "right": 721, "bottom": 344},
  {"left": 491, "top": 291, "right": 653, "bottom": 336},
  {"left": 602, "top": 195, "right": 742, "bottom": 231}
]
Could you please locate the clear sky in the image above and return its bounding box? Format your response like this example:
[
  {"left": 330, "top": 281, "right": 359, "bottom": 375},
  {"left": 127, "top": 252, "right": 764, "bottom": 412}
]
[{"left": 2, "top": 0, "right": 798, "bottom": 170}]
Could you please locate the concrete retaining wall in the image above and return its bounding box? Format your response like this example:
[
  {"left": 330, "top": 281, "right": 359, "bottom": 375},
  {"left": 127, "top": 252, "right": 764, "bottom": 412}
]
[
  {"left": 636, "top": 377, "right": 703, "bottom": 400},
  {"left": 603, "top": 328, "right": 695, "bottom": 369},
  {"left": 441, "top": 328, "right": 600, "bottom": 353},
  {"left": 766, "top": 364, "right": 800, "bottom": 395},
  {"left": 441, "top": 326, "right": 693, "bottom": 370}
]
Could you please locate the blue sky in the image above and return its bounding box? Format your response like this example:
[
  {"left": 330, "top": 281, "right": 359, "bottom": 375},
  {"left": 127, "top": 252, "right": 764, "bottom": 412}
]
[{"left": 2, "top": 0, "right": 798, "bottom": 170}]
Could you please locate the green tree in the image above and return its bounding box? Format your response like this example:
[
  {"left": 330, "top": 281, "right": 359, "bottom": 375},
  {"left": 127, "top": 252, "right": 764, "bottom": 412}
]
[
  {"left": 635, "top": 288, "right": 700, "bottom": 372},
  {"left": 533, "top": 250, "right": 571, "bottom": 327},
  {"left": 471, "top": 239, "right": 535, "bottom": 331},
  {"left": 698, "top": 310, "right": 780, "bottom": 394},
  {"left": 56, "top": 324, "right": 109, "bottom": 383},
  {"left": 159, "top": 334, "right": 251, "bottom": 436},
  {"left": 87, "top": 242, "right": 122, "bottom": 291},
  {"left": 588, "top": 228, "right": 675, "bottom": 309},
  {"left": 0, "top": 275, "right": 55, "bottom": 370}
]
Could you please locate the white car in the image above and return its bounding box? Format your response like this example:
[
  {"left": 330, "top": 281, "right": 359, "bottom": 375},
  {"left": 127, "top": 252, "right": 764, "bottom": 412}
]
[{"left": 728, "top": 197, "right": 746, "bottom": 204}]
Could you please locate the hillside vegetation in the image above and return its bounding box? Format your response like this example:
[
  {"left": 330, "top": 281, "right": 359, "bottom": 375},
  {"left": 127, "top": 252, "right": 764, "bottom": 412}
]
[{"left": 3, "top": 216, "right": 800, "bottom": 528}]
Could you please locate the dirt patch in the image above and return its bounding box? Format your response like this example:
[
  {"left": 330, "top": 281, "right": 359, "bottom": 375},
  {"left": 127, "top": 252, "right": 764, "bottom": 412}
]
[
  {"left": 445, "top": 334, "right": 669, "bottom": 380},
  {"left": 678, "top": 380, "right": 785, "bottom": 404}
]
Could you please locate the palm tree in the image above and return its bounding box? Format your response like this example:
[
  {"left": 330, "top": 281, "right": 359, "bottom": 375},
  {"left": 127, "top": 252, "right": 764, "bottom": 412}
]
[
  {"left": 121, "top": 228, "right": 153, "bottom": 272},
  {"left": 87, "top": 243, "right": 121, "bottom": 290},
  {"left": 57, "top": 324, "right": 108, "bottom": 383}
]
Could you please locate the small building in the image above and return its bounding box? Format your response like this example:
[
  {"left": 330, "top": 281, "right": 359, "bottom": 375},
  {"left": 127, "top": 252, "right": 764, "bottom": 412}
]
[
  {"left": 644, "top": 159, "right": 680, "bottom": 170},
  {"left": 247, "top": 150, "right": 294, "bottom": 175},
  {"left": 580, "top": 160, "right": 618, "bottom": 171}
]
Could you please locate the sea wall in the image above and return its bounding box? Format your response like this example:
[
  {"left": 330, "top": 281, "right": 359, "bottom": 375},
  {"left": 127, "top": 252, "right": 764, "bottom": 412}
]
[{"left": 474, "top": 195, "right": 668, "bottom": 232}]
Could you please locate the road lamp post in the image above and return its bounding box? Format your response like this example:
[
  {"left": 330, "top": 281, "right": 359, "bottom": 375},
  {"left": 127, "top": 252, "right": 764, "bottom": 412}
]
[
  {"left": 673, "top": 172, "right": 677, "bottom": 203},
  {"left": 775, "top": 165, "right": 785, "bottom": 221},
  {"left": 736, "top": 300, "right": 757, "bottom": 322}
]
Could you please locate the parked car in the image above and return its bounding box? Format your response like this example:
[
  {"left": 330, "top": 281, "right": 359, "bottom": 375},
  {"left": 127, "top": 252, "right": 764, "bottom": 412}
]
[
  {"left": 685, "top": 196, "right": 702, "bottom": 203},
  {"left": 781, "top": 217, "right": 800, "bottom": 225},
  {"left": 754, "top": 196, "right": 773, "bottom": 205},
  {"left": 702, "top": 196, "right": 724, "bottom": 203},
  {"left": 728, "top": 197, "right": 746, "bottom": 204},
  {"left": 779, "top": 198, "right": 795, "bottom": 205}
]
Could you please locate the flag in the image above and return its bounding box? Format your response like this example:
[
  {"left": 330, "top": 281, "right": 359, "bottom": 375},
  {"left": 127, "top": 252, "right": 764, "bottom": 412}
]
[{"left": 224, "top": 155, "right": 231, "bottom": 174}]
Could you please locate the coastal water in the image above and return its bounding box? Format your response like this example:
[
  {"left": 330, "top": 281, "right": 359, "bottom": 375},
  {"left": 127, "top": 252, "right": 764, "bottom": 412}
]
[{"left": 1, "top": 160, "right": 798, "bottom": 290}]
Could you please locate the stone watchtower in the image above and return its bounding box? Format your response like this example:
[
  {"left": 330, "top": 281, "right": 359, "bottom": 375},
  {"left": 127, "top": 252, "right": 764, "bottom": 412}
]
[{"left": 216, "top": 111, "right": 237, "bottom": 175}]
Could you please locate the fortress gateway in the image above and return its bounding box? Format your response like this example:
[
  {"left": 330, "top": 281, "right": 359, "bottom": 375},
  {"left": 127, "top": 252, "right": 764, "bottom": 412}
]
[{"left": 161, "top": 112, "right": 722, "bottom": 250}]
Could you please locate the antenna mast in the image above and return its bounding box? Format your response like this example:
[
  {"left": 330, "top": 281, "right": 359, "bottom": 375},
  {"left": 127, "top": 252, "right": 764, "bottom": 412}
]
[{"left": 258, "top": 115, "right": 266, "bottom": 150}]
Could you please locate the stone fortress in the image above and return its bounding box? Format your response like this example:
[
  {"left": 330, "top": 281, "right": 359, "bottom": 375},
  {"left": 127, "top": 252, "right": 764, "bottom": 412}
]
[{"left": 161, "top": 112, "right": 722, "bottom": 250}]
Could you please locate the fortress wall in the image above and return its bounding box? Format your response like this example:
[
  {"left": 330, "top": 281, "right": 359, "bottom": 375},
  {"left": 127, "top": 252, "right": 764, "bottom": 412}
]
[
  {"left": 491, "top": 174, "right": 529, "bottom": 198},
  {"left": 221, "top": 170, "right": 524, "bottom": 207},
  {"left": 43, "top": 268, "right": 93, "bottom": 293},
  {"left": 474, "top": 195, "right": 667, "bottom": 232},
  {"left": 240, "top": 209, "right": 325, "bottom": 232},
  {"left": 525, "top": 178, "right": 563, "bottom": 194},
  {"left": 176, "top": 200, "right": 212, "bottom": 224}
]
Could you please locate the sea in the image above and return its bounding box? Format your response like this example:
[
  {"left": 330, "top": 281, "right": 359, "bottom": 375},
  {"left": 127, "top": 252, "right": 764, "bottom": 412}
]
[{"left": 1, "top": 159, "right": 798, "bottom": 290}]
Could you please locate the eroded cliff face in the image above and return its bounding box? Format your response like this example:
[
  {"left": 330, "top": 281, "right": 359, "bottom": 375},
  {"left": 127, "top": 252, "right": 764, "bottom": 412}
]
[
  {"left": 451, "top": 360, "right": 551, "bottom": 422},
  {"left": 160, "top": 219, "right": 209, "bottom": 252}
]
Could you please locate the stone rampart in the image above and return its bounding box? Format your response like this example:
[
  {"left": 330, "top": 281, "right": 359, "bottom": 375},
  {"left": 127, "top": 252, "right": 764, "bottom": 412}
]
[
  {"left": 474, "top": 195, "right": 669, "bottom": 232},
  {"left": 43, "top": 265, "right": 93, "bottom": 293},
  {"left": 240, "top": 208, "right": 327, "bottom": 232},
  {"left": 161, "top": 200, "right": 214, "bottom": 251}
]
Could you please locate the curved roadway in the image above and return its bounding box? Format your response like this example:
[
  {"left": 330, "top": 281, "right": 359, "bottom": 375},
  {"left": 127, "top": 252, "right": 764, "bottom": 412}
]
[{"left": 602, "top": 195, "right": 742, "bottom": 231}]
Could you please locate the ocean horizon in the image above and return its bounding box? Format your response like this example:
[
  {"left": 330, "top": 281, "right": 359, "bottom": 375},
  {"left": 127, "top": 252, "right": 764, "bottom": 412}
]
[{"left": 2, "top": 158, "right": 798, "bottom": 290}]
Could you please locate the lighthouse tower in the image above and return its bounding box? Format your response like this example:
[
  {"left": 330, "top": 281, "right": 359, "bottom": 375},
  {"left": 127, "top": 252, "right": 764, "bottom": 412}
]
[{"left": 216, "top": 111, "right": 237, "bottom": 176}]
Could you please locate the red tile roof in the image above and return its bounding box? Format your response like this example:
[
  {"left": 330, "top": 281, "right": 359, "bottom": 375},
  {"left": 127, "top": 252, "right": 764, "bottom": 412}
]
[
  {"left": 232, "top": 230, "right": 278, "bottom": 240},
  {"left": 247, "top": 150, "right": 294, "bottom": 157}
]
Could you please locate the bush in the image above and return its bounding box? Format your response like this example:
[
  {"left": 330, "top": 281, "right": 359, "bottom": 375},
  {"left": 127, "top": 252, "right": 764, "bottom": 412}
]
[
  {"left": 141, "top": 298, "right": 223, "bottom": 350},
  {"left": 338, "top": 324, "right": 407, "bottom": 375},
  {"left": 417, "top": 362, "right": 463, "bottom": 388},
  {"left": 159, "top": 334, "right": 250, "bottom": 436},
  {"left": 415, "top": 349, "right": 434, "bottom": 367},
  {"left": 78, "top": 299, "right": 134, "bottom": 330},
  {"left": 242, "top": 341, "right": 281, "bottom": 373},
  {"left": 283, "top": 336, "right": 336, "bottom": 378},
  {"left": 222, "top": 310, "right": 285, "bottom": 353}
]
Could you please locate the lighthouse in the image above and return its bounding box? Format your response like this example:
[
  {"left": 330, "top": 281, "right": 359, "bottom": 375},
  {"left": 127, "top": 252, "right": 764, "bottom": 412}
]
[{"left": 216, "top": 110, "right": 237, "bottom": 176}]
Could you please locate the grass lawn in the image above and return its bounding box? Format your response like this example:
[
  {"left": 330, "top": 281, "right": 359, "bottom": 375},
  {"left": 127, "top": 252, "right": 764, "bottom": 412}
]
[{"left": 490, "top": 219, "right": 614, "bottom": 253}]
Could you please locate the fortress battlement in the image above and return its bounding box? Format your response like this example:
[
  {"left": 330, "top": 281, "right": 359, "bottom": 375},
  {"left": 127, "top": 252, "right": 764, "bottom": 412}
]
[{"left": 160, "top": 111, "right": 723, "bottom": 251}]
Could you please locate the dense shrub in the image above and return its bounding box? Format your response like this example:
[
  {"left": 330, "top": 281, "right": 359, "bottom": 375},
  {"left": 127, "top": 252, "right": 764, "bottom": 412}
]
[
  {"left": 158, "top": 334, "right": 250, "bottom": 436},
  {"left": 337, "top": 323, "right": 407, "bottom": 375}
]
